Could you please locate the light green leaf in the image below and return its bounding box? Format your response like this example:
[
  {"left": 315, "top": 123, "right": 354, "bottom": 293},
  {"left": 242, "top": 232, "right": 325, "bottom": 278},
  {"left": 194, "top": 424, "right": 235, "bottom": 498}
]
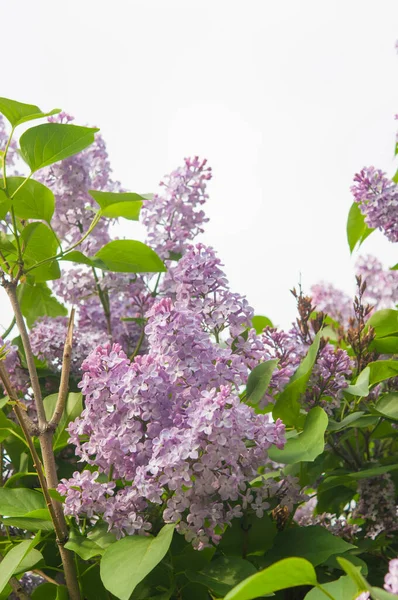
[
  {"left": 5, "top": 177, "right": 55, "bottom": 222},
  {"left": 0, "top": 487, "right": 45, "bottom": 516},
  {"left": 18, "top": 282, "right": 67, "bottom": 327},
  {"left": 43, "top": 392, "right": 83, "bottom": 451},
  {"left": 94, "top": 240, "right": 166, "bottom": 274},
  {"left": 0, "top": 189, "right": 11, "bottom": 220},
  {"left": 328, "top": 411, "right": 365, "bottom": 431},
  {"left": 0, "top": 97, "right": 60, "bottom": 127},
  {"left": 13, "top": 548, "right": 43, "bottom": 575},
  {"left": 89, "top": 190, "right": 144, "bottom": 221},
  {"left": 346, "top": 367, "right": 370, "bottom": 397},
  {"left": 100, "top": 523, "right": 175, "bottom": 600},
  {"left": 224, "top": 557, "right": 318, "bottom": 600},
  {"left": 1, "top": 508, "right": 53, "bottom": 531},
  {"left": 304, "top": 575, "right": 360, "bottom": 600},
  {"left": 59, "top": 250, "right": 96, "bottom": 267},
  {"left": 20, "top": 123, "right": 98, "bottom": 172},
  {"left": 273, "top": 331, "right": 321, "bottom": 426},
  {"left": 65, "top": 529, "right": 105, "bottom": 560},
  {"left": 368, "top": 360, "right": 398, "bottom": 386},
  {"left": 186, "top": 557, "right": 256, "bottom": 597},
  {"left": 268, "top": 407, "right": 327, "bottom": 464},
  {"left": 367, "top": 309, "right": 398, "bottom": 338},
  {"left": 374, "top": 393, "right": 398, "bottom": 420},
  {"left": 0, "top": 535, "right": 39, "bottom": 594},
  {"left": 251, "top": 315, "right": 273, "bottom": 333},
  {"left": 347, "top": 202, "right": 374, "bottom": 253},
  {"left": 21, "top": 222, "right": 59, "bottom": 265},
  {"left": 246, "top": 359, "right": 278, "bottom": 406}
]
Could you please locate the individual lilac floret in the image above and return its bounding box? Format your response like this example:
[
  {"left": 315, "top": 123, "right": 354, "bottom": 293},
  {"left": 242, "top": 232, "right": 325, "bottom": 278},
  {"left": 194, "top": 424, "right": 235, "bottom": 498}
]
[
  {"left": 384, "top": 559, "right": 398, "bottom": 594},
  {"left": 142, "top": 157, "right": 211, "bottom": 260},
  {"left": 35, "top": 113, "right": 120, "bottom": 254},
  {"left": 58, "top": 470, "right": 115, "bottom": 521},
  {"left": 310, "top": 282, "right": 353, "bottom": 326},
  {"left": 351, "top": 166, "right": 398, "bottom": 243},
  {"left": 354, "top": 474, "right": 398, "bottom": 539},
  {"left": 356, "top": 255, "right": 398, "bottom": 311},
  {"left": 304, "top": 345, "right": 353, "bottom": 415}
]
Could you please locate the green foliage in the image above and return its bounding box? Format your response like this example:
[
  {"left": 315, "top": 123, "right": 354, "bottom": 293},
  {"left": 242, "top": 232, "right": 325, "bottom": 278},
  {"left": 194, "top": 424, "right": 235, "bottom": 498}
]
[
  {"left": 245, "top": 359, "right": 278, "bottom": 407},
  {"left": 251, "top": 315, "right": 273, "bottom": 333},
  {"left": 20, "top": 123, "right": 99, "bottom": 172},
  {"left": 186, "top": 556, "right": 256, "bottom": 597},
  {"left": 17, "top": 282, "right": 67, "bottom": 327},
  {"left": 94, "top": 240, "right": 166, "bottom": 273},
  {"left": 89, "top": 190, "right": 144, "bottom": 220},
  {"left": 43, "top": 392, "right": 83, "bottom": 451},
  {"left": 347, "top": 201, "right": 374, "bottom": 252},
  {"left": 0, "top": 535, "right": 40, "bottom": 594},
  {"left": 3, "top": 177, "right": 55, "bottom": 222},
  {"left": 0, "top": 97, "right": 60, "bottom": 127},
  {"left": 100, "top": 524, "right": 175, "bottom": 600}
]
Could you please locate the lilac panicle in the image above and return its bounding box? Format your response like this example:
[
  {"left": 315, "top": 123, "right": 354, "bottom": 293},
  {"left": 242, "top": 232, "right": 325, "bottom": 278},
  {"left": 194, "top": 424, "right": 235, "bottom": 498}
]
[
  {"left": 310, "top": 282, "right": 353, "bottom": 326},
  {"left": 384, "top": 559, "right": 398, "bottom": 594},
  {"left": 142, "top": 157, "right": 211, "bottom": 260},
  {"left": 354, "top": 474, "right": 398, "bottom": 539},
  {"left": 351, "top": 166, "right": 398, "bottom": 243},
  {"left": 355, "top": 255, "right": 398, "bottom": 311}
]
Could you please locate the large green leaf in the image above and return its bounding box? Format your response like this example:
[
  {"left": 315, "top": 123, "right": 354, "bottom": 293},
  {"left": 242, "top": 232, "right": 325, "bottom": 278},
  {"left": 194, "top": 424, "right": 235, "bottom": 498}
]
[
  {"left": 0, "top": 97, "right": 60, "bottom": 127},
  {"left": 0, "top": 537, "right": 39, "bottom": 595},
  {"left": 367, "top": 309, "right": 398, "bottom": 338},
  {"left": 20, "top": 123, "right": 98, "bottom": 172},
  {"left": 374, "top": 393, "right": 398, "bottom": 420},
  {"left": 89, "top": 190, "right": 144, "bottom": 221},
  {"left": 273, "top": 331, "right": 321, "bottom": 426},
  {"left": 245, "top": 359, "right": 278, "bottom": 407},
  {"left": 224, "top": 557, "right": 318, "bottom": 600},
  {"left": 13, "top": 548, "right": 43, "bottom": 575},
  {"left": 321, "top": 463, "right": 398, "bottom": 492},
  {"left": 345, "top": 367, "right": 370, "bottom": 397},
  {"left": 251, "top": 315, "right": 273, "bottom": 333},
  {"left": 264, "top": 526, "right": 355, "bottom": 567},
  {"left": 304, "top": 575, "right": 360, "bottom": 600},
  {"left": 368, "top": 360, "right": 398, "bottom": 386},
  {"left": 94, "top": 240, "right": 166, "bottom": 273},
  {"left": 1, "top": 508, "right": 53, "bottom": 531},
  {"left": 43, "top": 392, "right": 83, "bottom": 451},
  {"left": 218, "top": 513, "right": 277, "bottom": 557},
  {"left": 21, "top": 222, "right": 59, "bottom": 264},
  {"left": 100, "top": 523, "right": 175, "bottom": 600},
  {"left": 186, "top": 557, "right": 256, "bottom": 597},
  {"left": 328, "top": 411, "right": 365, "bottom": 431},
  {"left": 5, "top": 177, "right": 54, "bottom": 222},
  {"left": 268, "top": 407, "right": 327, "bottom": 464},
  {"left": 65, "top": 529, "right": 105, "bottom": 560},
  {"left": 346, "top": 201, "right": 374, "bottom": 253},
  {"left": 18, "top": 282, "right": 67, "bottom": 327},
  {"left": 0, "top": 487, "right": 45, "bottom": 516}
]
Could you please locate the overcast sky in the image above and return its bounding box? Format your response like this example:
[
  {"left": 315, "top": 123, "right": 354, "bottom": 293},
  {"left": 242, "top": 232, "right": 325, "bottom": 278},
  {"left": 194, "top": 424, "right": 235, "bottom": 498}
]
[{"left": 1, "top": 0, "right": 398, "bottom": 330}]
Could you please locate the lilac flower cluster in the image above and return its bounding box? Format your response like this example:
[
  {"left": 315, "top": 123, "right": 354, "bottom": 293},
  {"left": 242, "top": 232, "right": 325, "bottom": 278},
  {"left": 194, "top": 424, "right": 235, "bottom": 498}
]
[
  {"left": 59, "top": 292, "right": 286, "bottom": 548},
  {"left": 356, "top": 255, "right": 398, "bottom": 311},
  {"left": 304, "top": 344, "right": 353, "bottom": 415},
  {"left": 351, "top": 166, "right": 398, "bottom": 243},
  {"left": 310, "top": 282, "right": 353, "bottom": 326},
  {"left": 295, "top": 496, "right": 360, "bottom": 541},
  {"left": 142, "top": 157, "right": 211, "bottom": 260},
  {"left": 35, "top": 113, "right": 120, "bottom": 254},
  {"left": 0, "top": 337, "right": 29, "bottom": 396},
  {"left": 353, "top": 474, "right": 398, "bottom": 539}
]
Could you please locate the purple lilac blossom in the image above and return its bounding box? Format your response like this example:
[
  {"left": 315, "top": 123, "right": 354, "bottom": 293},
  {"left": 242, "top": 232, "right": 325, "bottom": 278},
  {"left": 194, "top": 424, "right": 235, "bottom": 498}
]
[
  {"left": 142, "top": 157, "right": 211, "bottom": 260},
  {"left": 310, "top": 282, "right": 353, "bottom": 326},
  {"left": 355, "top": 255, "right": 398, "bottom": 311},
  {"left": 35, "top": 113, "right": 120, "bottom": 254},
  {"left": 0, "top": 337, "right": 29, "bottom": 396},
  {"left": 351, "top": 166, "right": 398, "bottom": 243},
  {"left": 304, "top": 344, "right": 353, "bottom": 415},
  {"left": 384, "top": 559, "right": 398, "bottom": 594},
  {"left": 61, "top": 297, "right": 286, "bottom": 549},
  {"left": 353, "top": 474, "right": 398, "bottom": 539},
  {"left": 295, "top": 496, "right": 360, "bottom": 542}
]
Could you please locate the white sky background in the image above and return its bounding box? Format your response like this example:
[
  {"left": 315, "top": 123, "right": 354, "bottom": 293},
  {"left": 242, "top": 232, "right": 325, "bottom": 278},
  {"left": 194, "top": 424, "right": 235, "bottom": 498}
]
[{"left": 1, "top": 0, "right": 398, "bottom": 330}]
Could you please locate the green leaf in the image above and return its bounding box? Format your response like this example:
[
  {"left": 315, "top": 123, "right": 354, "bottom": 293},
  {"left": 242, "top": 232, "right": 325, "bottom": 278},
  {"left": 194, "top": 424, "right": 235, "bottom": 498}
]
[
  {"left": 59, "top": 250, "right": 96, "bottom": 267},
  {"left": 13, "top": 548, "right": 43, "bottom": 575},
  {"left": 328, "top": 411, "right": 366, "bottom": 431},
  {"left": 21, "top": 222, "right": 59, "bottom": 264},
  {"left": 218, "top": 513, "right": 277, "bottom": 557},
  {"left": 89, "top": 190, "right": 144, "bottom": 221},
  {"left": 264, "top": 526, "right": 355, "bottom": 566},
  {"left": 273, "top": 331, "right": 322, "bottom": 426},
  {"left": 186, "top": 557, "right": 256, "bottom": 597},
  {"left": 367, "top": 309, "right": 398, "bottom": 338},
  {"left": 246, "top": 359, "right": 278, "bottom": 406},
  {"left": 304, "top": 575, "right": 360, "bottom": 600},
  {"left": 100, "top": 523, "right": 175, "bottom": 600},
  {"left": 251, "top": 315, "right": 273, "bottom": 333},
  {"left": 374, "top": 393, "right": 398, "bottom": 420},
  {"left": 268, "top": 407, "right": 328, "bottom": 464},
  {"left": 1, "top": 508, "right": 53, "bottom": 531},
  {"left": 0, "top": 189, "right": 11, "bottom": 220},
  {"left": 65, "top": 529, "right": 105, "bottom": 560},
  {"left": 224, "top": 557, "right": 318, "bottom": 600},
  {"left": 368, "top": 360, "right": 398, "bottom": 386},
  {"left": 321, "top": 463, "right": 398, "bottom": 492},
  {"left": 0, "top": 487, "right": 45, "bottom": 516},
  {"left": 347, "top": 202, "right": 374, "bottom": 253},
  {"left": 20, "top": 123, "right": 99, "bottom": 172},
  {"left": 0, "top": 537, "right": 39, "bottom": 594},
  {"left": 18, "top": 282, "right": 67, "bottom": 327},
  {"left": 0, "top": 410, "right": 17, "bottom": 443},
  {"left": 87, "top": 522, "right": 117, "bottom": 550},
  {"left": 94, "top": 240, "right": 166, "bottom": 274},
  {"left": 0, "top": 97, "right": 60, "bottom": 127},
  {"left": 32, "top": 583, "right": 68, "bottom": 600},
  {"left": 345, "top": 367, "right": 370, "bottom": 396},
  {"left": 5, "top": 177, "right": 55, "bottom": 222},
  {"left": 336, "top": 557, "right": 370, "bottom": 594},
  {"left": 43, "top": 392, "right": 83, "bottom": 451}
]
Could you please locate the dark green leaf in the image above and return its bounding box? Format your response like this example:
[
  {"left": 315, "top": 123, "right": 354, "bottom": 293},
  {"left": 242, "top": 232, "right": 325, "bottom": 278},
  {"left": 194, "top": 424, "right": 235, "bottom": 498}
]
[
  {"left": 20, "top": 123, "right": 98, "bottom": 172},
  {"left": 218, "top": 513, "right": 277, "bottom": 557},
  {"left": 224, "top": 557, "right": 318, "bottom": 600},
  {"left": 273, "top": 331, "right": 321, "bottom": 426},
  {"left": 246, "top": 359, "right": 278, "bottom": 406},
  {"left": 251, "top": 315, "right": 273, "bottom": 333},
  {"left": 5, "top": 177, "right": 55, "bottom": 222},
  {"left": 100, "top": 523, "right": 175, "bottom": 600},
  {"left": 0, "top": 97, "right": 60, "bottom": 127},
  {"left": 18, "top": 282, "right": 67, "bottom": 327},
  {"left": 374, "top": 393, "right": 398, "bottom": 420},
  {"left": 186, "top": 557, "right": 256, "bottom": 597},
  {"left": 268, "top": 407, "right": 327, "bottom": 464},
  {"left": 347, "top": 202, "right": 374, "bottom": 253},
  {"left": 94, "top": 240, "right": 166, "bottom": 274}
]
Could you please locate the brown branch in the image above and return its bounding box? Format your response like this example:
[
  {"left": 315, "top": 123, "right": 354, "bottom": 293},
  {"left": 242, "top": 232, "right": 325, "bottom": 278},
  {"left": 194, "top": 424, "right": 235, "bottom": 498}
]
[{"left": 49, "top": 309, "right": 75, "bottom": 431}]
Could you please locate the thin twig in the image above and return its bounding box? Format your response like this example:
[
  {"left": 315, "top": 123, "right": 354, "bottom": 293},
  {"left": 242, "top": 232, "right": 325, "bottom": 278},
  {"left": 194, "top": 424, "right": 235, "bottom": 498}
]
[{"left": 49, "top": 309, "right": 75, "bottom": 430}]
